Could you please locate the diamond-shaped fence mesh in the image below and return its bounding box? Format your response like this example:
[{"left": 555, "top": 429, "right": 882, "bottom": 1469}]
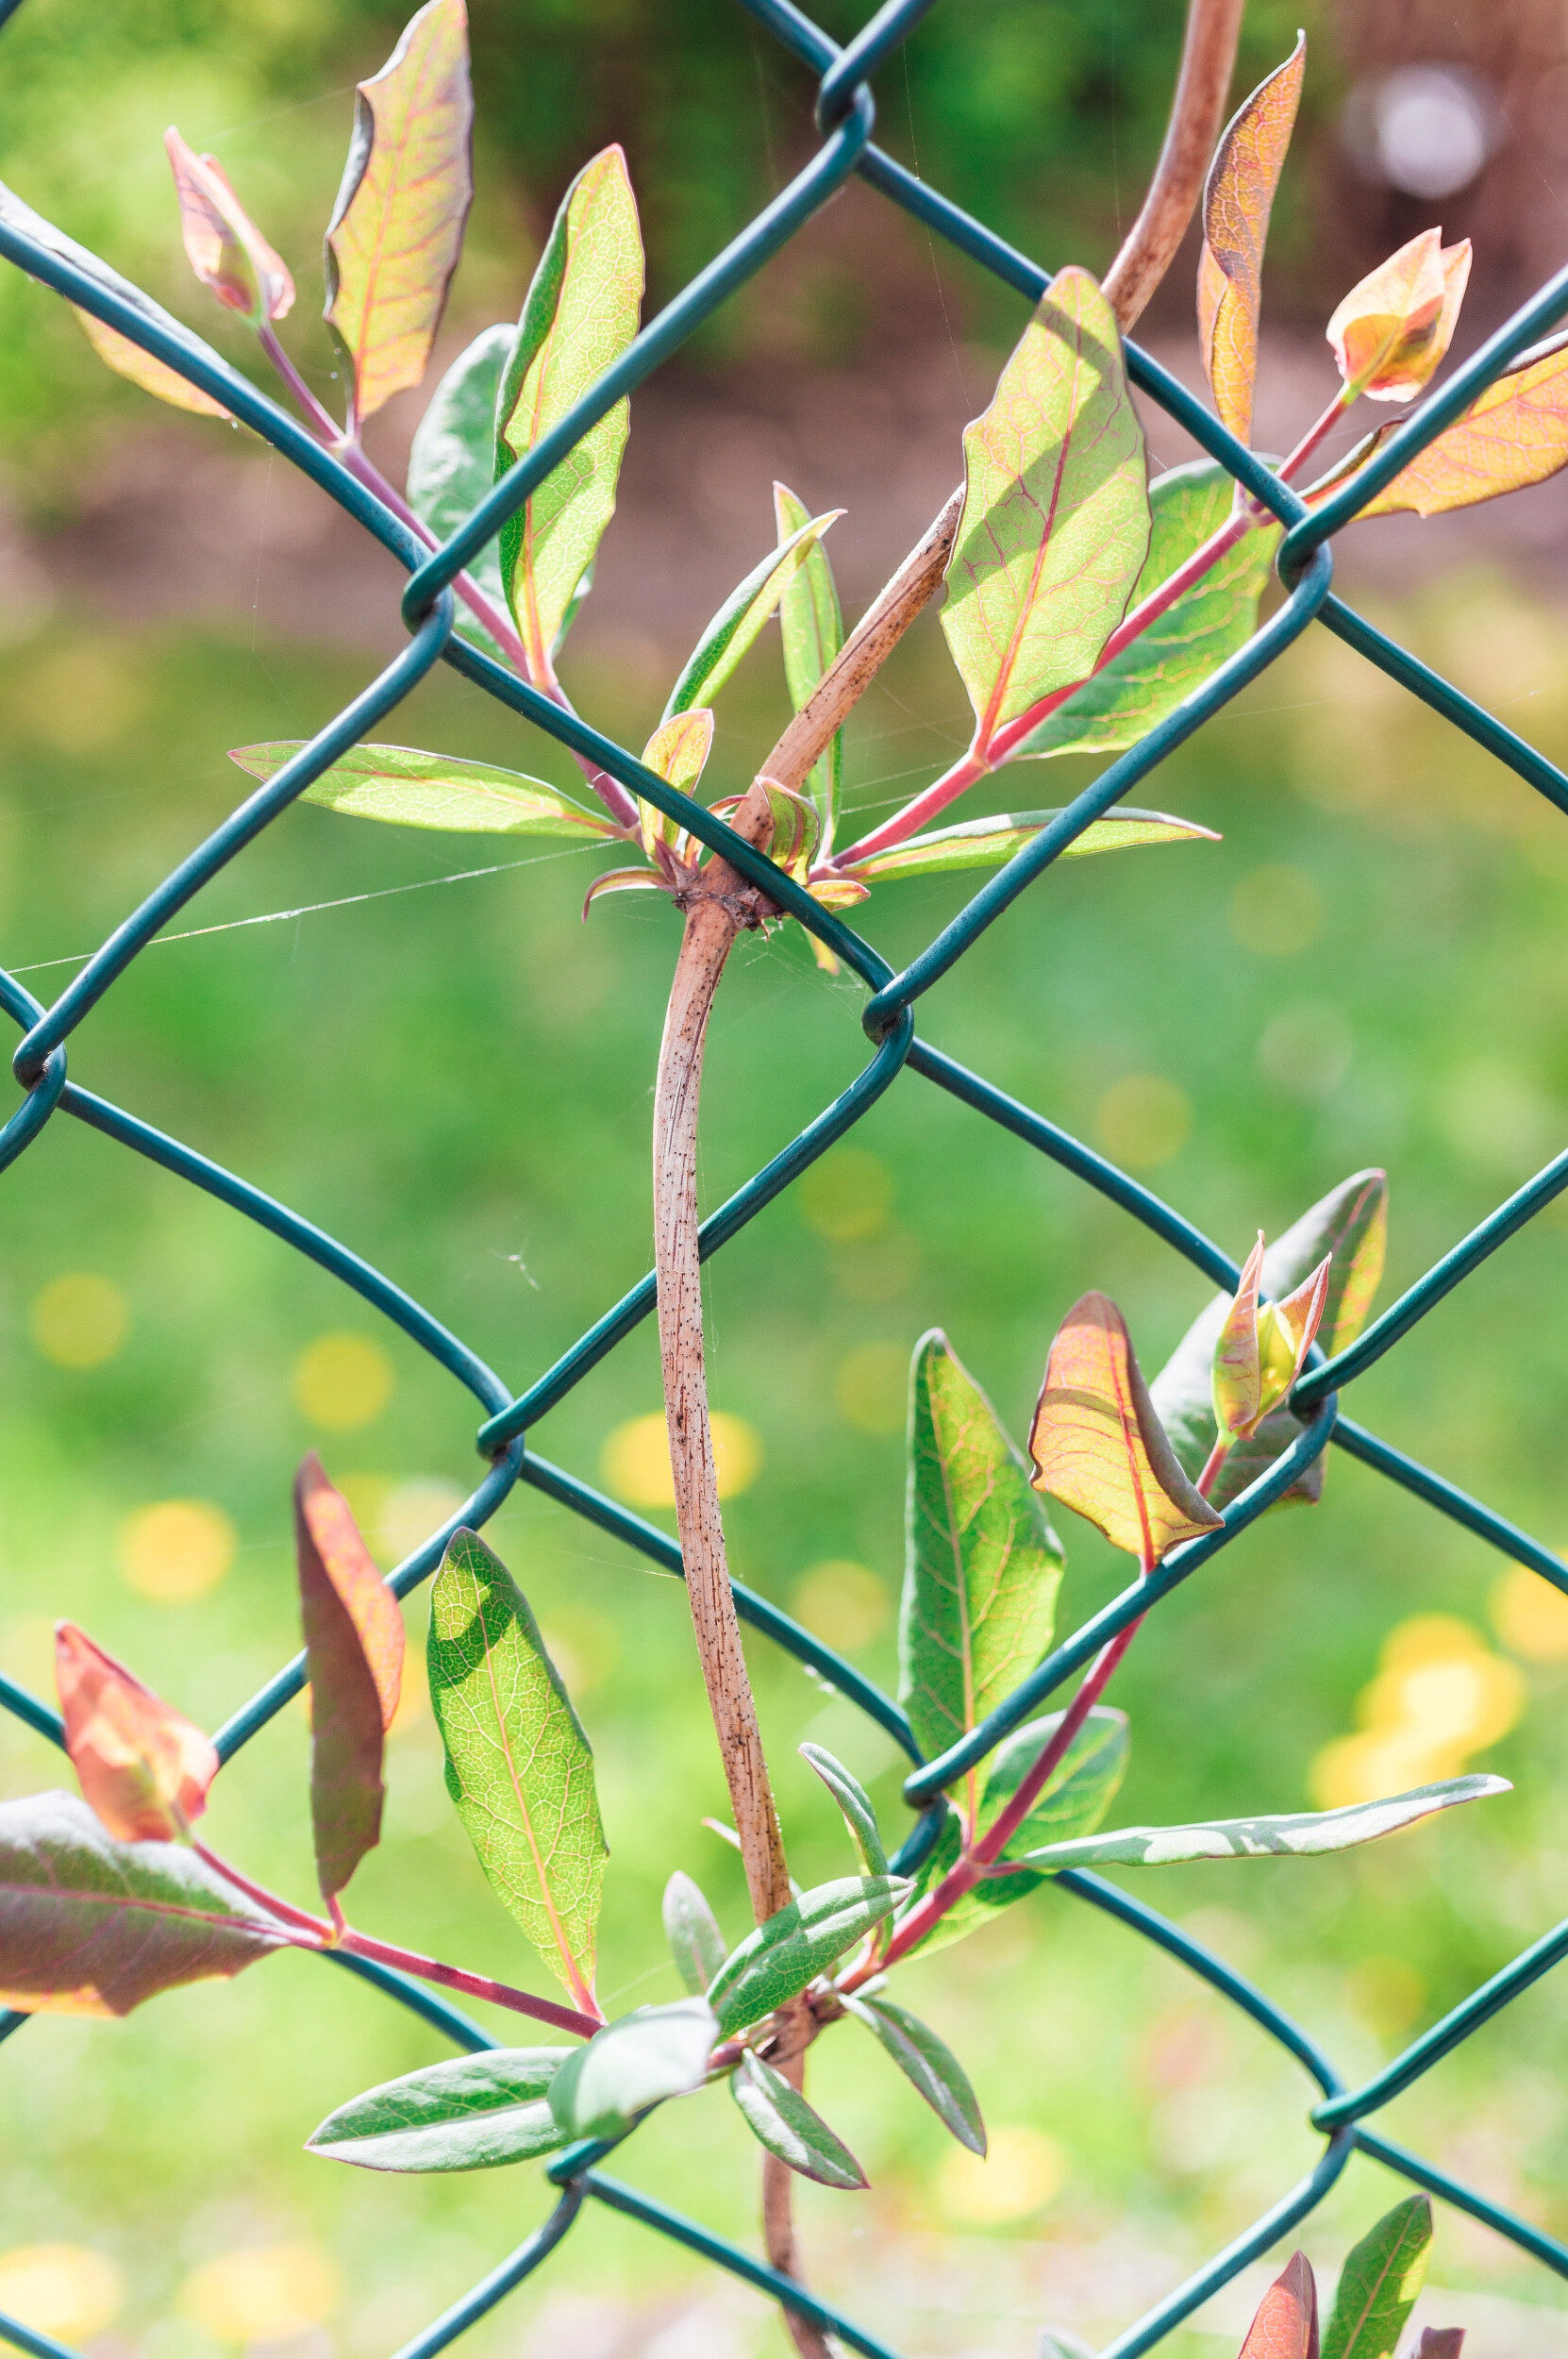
[{"left": 4, "top": 2, "right": 1568, "bottom": 2353}]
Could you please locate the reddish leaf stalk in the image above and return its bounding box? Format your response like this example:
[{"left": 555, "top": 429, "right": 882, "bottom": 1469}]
[
  {"left": 254, "top": 324, "right": 639, "bottom": 832},
  {"left": 831, "top": 504, "right": 1257, "bottom": 870},
  {"left": 191, "top": 1840, "right": 602, "bottom": 2037},
  {"left": 1196, "top": 1435, "right": 1231, "bottom": 1497}
]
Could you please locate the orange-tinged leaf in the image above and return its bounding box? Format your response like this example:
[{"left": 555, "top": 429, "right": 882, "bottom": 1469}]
[
  {"left": 296, "top": 1453, "right": 405, "bottom": 1898},
  {"left": 640, "top": 709, "right": 712, "bottom": 862},
  {"left": 1211, "top": 1230, "right": 1265, "bottom": 1441},
  {"left": 71, "top": 305, "right": 231, "bottom": 419},
  {"left": 1197, "top": 35, "right": 1306, "bottom": 443},
  {"left": 1326, "top": 229, "right": 1470, "bottom": 403},
  {"left": 165, "top": 127, "right": 294, "bottom": 326},
  {"left": 1240, "top": 2251, "right": 1318, "bottom": 2359},
  {"left": 582, "top": 865, "right": 664, "bottom": 917},
  {"left": 1354, "top": 337, "right": 1568, "bottom": 517},
  {"left": 55, "top": 1624, "right": 218, "bottom": 1844},
  {"left": 1030, "top": 1293, "right": 1222, "bottom": 1565},
  {"left": 324, "top": 0, "right": 473, "bottom": 428},
  {"left": 942, "top": 267, "right": 1148, "bottom": 748}
]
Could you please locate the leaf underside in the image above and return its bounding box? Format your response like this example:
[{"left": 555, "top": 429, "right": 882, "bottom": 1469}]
[
  {"left": 296, "top": 1452, "right": 405, "bottom": 1899},
  {"left": 324, "top": 0, "right": 474, "bottom": 427},
  {"left": 1240, "top": 2251, "right": 1318, "bottom": 2359},
  {"left": 844, "top": 807, "right": 1216, "bottom": 882},
  {"left": 1197, "top": 38, "right": 1306, "bottom": 444},
  {"left": 775, "top": 478, "right": 844, "bottom": 850},
  {"left": 1356, "top": 339, "right": 1568, "bottom": 518},
  {"left": 228, "top": 742, "right": 615, "bottom": 838},
  {"left": 427, "top": 1530, "right": 607, "bottom": 2008},
  {"left": 406, "top": 321, "right": 514, "bottom": 656},
  {"left": 1016, "top": 1773, "right": 1507, "bottom": 1871},
  {"left": 662, "top": 1869, "right": 726, "bottom": 1996},
  {"left": 547, "top": 1998, "right": 716, "bottom": 2138}
]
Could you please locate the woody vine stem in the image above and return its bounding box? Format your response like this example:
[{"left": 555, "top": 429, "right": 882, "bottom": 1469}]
[{"left": 647, "top": 0, "right": 1244, "bottom": 2338}]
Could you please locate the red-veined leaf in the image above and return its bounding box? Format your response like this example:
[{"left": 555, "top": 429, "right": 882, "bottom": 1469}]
[
  {"left": 498, "top": 146, "right": 643, "bottom": 685},
  {"left": 1198, "top": 36, "right": 1306, "bottom": 443},
  {"left": 1212, "top": 1230, "right": 1266, "bottom": 1442},
  {"left": 1239, "top": 2251, "right": 1318, "bottom": 2359},
  {"left": 0, "top": 1790, "right": 286, "bottom": 2017},
  {"left": 1326, "top": 229, "right": 1470, "bottom": 403},
  {"left": 324, "top": 0, "right": 473, "bottom": 429},
  {"left": 842, "top": 807, "right": 1216, "bottom": 882},
  {"left": 55, "top": 1625, "right": 217, "bottom": 1844},
  {"left": 72, "top": 307, "right": 232, "bottom": 417},
  {"left": 1029, "top": 1292, "right": 1221, "bottom": 1564},
  {"left": 1355, "top": 336, "right": 1568, "bottom": 516},
  {"left": 165, "top": 128, "right": 293, "bottom": 326},
  {"left": 942, "top": 267, "right": 1147, "bottom": 751},
  {"left": 296, "top": 1452, "right": 405, "bottom": 1899}
]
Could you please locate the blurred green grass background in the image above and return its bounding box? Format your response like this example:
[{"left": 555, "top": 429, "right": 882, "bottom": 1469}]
[{"left": 4, "top": 564, "right": 1568, "bottom": 2354}]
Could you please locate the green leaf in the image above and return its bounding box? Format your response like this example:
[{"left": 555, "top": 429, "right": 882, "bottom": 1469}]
[
  {"left": 324, "top": 0, "right": 474, "bottom": 429},
  {"left": 1006, "top": 463, "right": 1281, "bottom": 761},
  {"left": 662, "top": 1870, "right": 726, "bottom": 1997},
  {"left": 942, "top": 266, "right": 1148, "bottom": 753},
  {"left": 0, "top": 1791, "right": 285, "bottom": 2017},
  {"left": 842, "top": 807, "right": 1217, "bottom": 883},
  {"left": 663, "top": 510, "right": 842, "bottom": 721},
  {"left": 898, "top": 1330, "right": 1065, "bottom": 1769},
  {"left": 706, "top": 1875, "right": 907, "bottom": 2036},
  {"left": 427, "top": 1530, "right": 608, "bottom": 2014},
  {"left": 1323, "top": 2196, "right": 1432, "bottom": 2359},
  {"left": 841, "top": 1992, "right": 986, "bottom": 2153},
  {"left": 307, "top": 2048, "right": 570, "bottom": 2173},
  {"left": 729, "top": 2051, "right": 867, "bottom": 2189},
  {"left": 900, "top": 1706, "right": 1127, "bottom": 1957},
  {"left": 547, "top": 1998, "right": 716, "bottom": 2139},
  {"left": 227, "top": 743, "right": 618, "bottom": 839},
  {"left": 497, "top": 146, "right": 643, "bottom": 685},
  {"left": 295, "top": 1453, "right": 405, "bottom": 1899},
  {"left": 799, "top": 1744, "right": 888, "bottom": 1878},
  {"left": 1149, "top": 1170, "right": 1388, "bottom": 1511},
  {"left": 406, "top": 322, "right": 513, "bottom": 660},
  {"left": 775, "top": 479, "right": 844, "bottom": 852},
  {"left": 1014, "top": 1773, "right": 1507, "bottom": 1871}
]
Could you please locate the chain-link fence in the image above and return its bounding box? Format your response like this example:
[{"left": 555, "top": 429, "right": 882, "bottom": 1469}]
[{"left": 4, "top": 0, "right": 1568, "bottom": 2352}]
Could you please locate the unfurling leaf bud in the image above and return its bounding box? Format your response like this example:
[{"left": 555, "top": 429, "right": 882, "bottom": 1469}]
[
  {"left": 1326, "top": 228, "right": 1471, "bottom": 404},
  {"left": 1211, "top": 1241, "right": 1332, "bottom": 1442},
  {"left": 165, "top": 128, "right": 295, "bottom": 328}
]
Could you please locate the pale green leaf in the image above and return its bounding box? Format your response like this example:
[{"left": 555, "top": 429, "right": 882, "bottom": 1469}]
[
  {"left": 775, "top": 479, "right": 843, "bottom": 851},
  {"left": 427, "top": 1530, "right": 607, "bottom": 2012},
  {"left": 407, "top": 322, "right": 512, "bottom": 660},
  {"left": 324, "top": 0, "right": 473, "bottom": 429},
  {"left": 1007, "top": 463, "right": 1280, "bottom": 761},
  {"left": 842, "top": 1992, "right": 986, "bottom": 2152},
  {"left": 662, "top": 1871, "right": 726, "bottom": 1997},
  {"left": 898, "top": 1330, "right": 1065, "bottom": 1769},
  {"left": 0, "top": 1791, "right": 285, "bottom": 2018},
  {"left": 497, "top": 146, "right": 643, "bottom": 683},
  {"left": 1324, "top": 2196, "right": 1432, "bottom": 2359},
  {"left": 663, "top": 510, "right": 842, "bottom": 720},
  {"left": 227, "top": 742, "right": 617, "bottom": 839},
  {"left": 1149, "top": 1170, "right": 1388, "bottom": 1511},
  {"left": 729, "top": 2051, "right": 867, "bottom": 2188},
  {"left": 640, "top": 709, "right": 712, "bottom": 860},
  {"left": 706, "top": 1876, "right": 907, "bottom": 2036},
  {"left": 842, "top": 807, "right": 1217, "bottom": 884},
  {"left": 799, "top": 1744, "right": 888, "bottom": 1877},
  {"left": 547, "top": 1998, "right": 716, "bottom": 2139},
  {"left": 1015, "top": 1774, "right": 1507, "bottom": 1871},
  {"left": 942, "top": 266, "right": 1148, "bottom": 750},
  {"left": 307, "top": 2049, "right": 570, "bottom": 2173},
  {"left": 899, "top": 1706, "right": 1127, "bottom": 1957}
]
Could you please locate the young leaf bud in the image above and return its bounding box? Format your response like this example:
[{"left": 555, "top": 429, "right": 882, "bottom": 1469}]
[
  {"left": 1326, "top": 228, "right": 1471, "bottom": 403},
  {"left": 56, "top": 1623, "right": 218, "bottom": 1842},
  {"left": 165, "top": 128, "right": 295, "bottom": 328}
]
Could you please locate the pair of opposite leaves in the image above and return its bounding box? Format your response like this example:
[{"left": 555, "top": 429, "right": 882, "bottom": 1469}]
[{"left": 56, "top": 1454, "right": 400, "bottom": 1899}]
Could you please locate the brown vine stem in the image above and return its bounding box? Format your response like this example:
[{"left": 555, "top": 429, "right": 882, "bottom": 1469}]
[{"left": 1100, "top": 0, "right": 1246, "bottom": 330}]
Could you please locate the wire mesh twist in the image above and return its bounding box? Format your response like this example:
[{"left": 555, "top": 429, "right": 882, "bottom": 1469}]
[{"left": 4, "top": 1, "right": 1568, "bottom": 2351}]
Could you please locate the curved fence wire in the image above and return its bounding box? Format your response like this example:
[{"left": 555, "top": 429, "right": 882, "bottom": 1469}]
[{"left": 4, "top": 1, "right": 1568, "bottom": 2352}]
